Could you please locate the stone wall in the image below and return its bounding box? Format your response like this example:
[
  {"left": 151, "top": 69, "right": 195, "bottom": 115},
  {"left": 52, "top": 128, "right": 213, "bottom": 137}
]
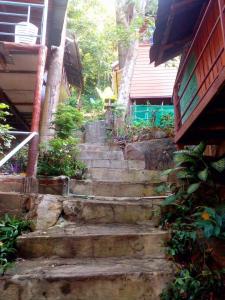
[{"left": 124, "top": 138, "right": 176, "bottom": 170}]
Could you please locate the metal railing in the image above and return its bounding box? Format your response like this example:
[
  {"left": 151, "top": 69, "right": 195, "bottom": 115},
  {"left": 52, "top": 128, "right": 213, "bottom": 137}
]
[
  {"left": 0, "top": 0, "right": 48, "bottom": 45},
  {"left": 0, "top": 131, "right": 38, "bottom": 168}
]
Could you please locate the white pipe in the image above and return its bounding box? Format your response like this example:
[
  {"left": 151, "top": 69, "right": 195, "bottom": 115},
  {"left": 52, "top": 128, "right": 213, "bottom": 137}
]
[
  {"left": 0, "top": 132, "right": 38, "bottom": 168},
  {"left": 41, "top": 0, "right": 48, "bottom": 45}
]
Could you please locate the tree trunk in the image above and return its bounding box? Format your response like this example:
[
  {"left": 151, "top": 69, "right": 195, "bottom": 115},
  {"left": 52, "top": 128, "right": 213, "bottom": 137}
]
[{"left": 39, "top": 18, "right": 67, "bottom": 144}]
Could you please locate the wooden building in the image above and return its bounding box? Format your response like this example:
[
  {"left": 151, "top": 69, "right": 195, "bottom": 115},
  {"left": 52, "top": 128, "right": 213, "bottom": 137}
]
[
  {"left": 151, "top": 0, "right": 225, "bottom": 147},
  {"left": 129, "top": 43, "right": 177, "bottom": 125},
  {"left": 0, "top": 0, "right": 82, "bottom": 177}
]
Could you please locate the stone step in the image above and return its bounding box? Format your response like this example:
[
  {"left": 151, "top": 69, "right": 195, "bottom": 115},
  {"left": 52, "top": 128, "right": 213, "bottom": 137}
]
[
  {"left": 17, "top": 224, "right": 167, "bottom": 259},
  {"left": 86, "top": 168, "right": 165, "bottom": 183},
  {"left": 78, "top": 143, "right": 120, "bottom": 152},
  {"left": 79, "top": 150, "right": 124, "bottom": 160},
  {"left": 81, "top": 159, "right": 145, "bottom": 170},
  {"left": 0, "top": 192, "right": 30, "bottom": 218},
  {"left": 1, "top": 257, "right": 173, "bottom": 300},
  {"left": 63, "top": 197, "right": 163, "bottom": 224},
  {"left": 70, "top": 180, "right": 162, "bottom": 197}
]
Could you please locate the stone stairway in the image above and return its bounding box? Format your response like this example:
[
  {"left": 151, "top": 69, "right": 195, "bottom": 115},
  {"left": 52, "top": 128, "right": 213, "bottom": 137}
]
[{"left": 0, "top": 143, "right": 172, "bottom": 300}]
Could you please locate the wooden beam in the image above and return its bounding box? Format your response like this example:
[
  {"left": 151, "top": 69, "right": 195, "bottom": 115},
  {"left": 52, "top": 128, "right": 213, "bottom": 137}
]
[
  {"left": 14, "top": 103, "right": 33, "bottom": 106},
  {"left": 171, "top": 0, "right": 202, "bottom": 14},
  {"left": 160, "top": 35, "right": 193, "bottom": 51},
  {"left": 0, "top": 89, "right": 30, "bottom": 131},
  {"left": 0, "top": 70, "right": 36, "bottom": 74},
  {"left": 26, "top": 46, "right": 47, "bottom": 177}
]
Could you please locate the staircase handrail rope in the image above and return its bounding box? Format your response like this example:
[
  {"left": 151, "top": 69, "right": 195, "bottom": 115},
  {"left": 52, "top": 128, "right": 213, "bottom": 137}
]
[{"left": 0, "top": 131, "right": 38, "bottom": 168}]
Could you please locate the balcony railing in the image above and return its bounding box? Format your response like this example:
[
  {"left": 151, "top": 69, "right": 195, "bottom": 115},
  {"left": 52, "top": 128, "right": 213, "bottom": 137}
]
[
  {"left": 0, "top": 0, "right": 48, "bottom": 45},
  {"left": 173, "top": 0, "right": 225, "bottom": 141}
]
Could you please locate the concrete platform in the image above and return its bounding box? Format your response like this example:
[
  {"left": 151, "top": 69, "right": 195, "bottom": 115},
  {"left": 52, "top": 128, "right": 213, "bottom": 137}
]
[
  {"left": 86, "top": 168, "right": 166, "bottom": 182},
  {"left": 63, "top": 197, "right": 162, "bottom": 224},
  {"left": 70, "top": 180, "right": 161, "bottom": 197},
  {"left": 0, "top": 257, "right": 173, "bottom": 300},
  {"left": 81, "top": 159, "right": 145, "bottom": 170},
  {"left": 79, "top": 150, "right": 124, "bottom": 160},
  {"left": 17, "top": 224, "right": 167, "bottom": 259}
]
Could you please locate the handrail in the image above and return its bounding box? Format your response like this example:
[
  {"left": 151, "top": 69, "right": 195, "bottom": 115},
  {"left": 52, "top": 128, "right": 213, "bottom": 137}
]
[
  {"left": 0, "top": 1, "right": 44, "bottom": 8},
  {"left": 0, "top": 131, "right": 38, "bottom": 168}
]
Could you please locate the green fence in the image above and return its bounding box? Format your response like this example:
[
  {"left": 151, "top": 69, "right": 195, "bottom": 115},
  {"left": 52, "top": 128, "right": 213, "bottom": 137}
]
[{"left": 130, "top": 105, "right": 174, "bottom": 127}]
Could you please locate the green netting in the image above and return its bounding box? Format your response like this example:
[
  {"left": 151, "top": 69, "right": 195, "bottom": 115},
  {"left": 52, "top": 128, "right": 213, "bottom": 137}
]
[{"left": 131, "top": 105, "right": 174, "bottom": 126}]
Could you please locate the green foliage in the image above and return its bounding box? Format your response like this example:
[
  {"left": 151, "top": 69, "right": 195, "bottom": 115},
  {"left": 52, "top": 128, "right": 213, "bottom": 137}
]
[
  {"left": 0, "top": 103, "right": 14, "bottom": 155},
  {"left": 38, "top": 137, "right": 86, "bottom": 178},
  {"left": 160, "top": 142, "right": 225, "bottom": 299},
  {"left": 161, "top": 269, "right": 225, "bottom": 300},
  {"left": 159, "top": 113, "right": 174, "bottom": 129},
  {"left": 53, "top": 102, "right": 84, "bottom": 138},
  {"left": 38, "top": 99, "right": 86, "bottom": 178},
  {"left": 68, "top": 0, "right": 117, "bottom": 104},
  {"left": 0, "top": 215, "right": 30, "bottom": 275}
]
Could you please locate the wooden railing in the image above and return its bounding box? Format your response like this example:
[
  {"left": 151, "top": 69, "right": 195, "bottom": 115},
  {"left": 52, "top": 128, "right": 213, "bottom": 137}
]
[{"left": 174, "top": 0, "right": 225, "bottom": 142}]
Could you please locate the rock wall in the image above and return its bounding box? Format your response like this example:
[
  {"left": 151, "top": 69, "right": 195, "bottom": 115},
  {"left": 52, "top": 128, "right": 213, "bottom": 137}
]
[{"left": 124, "top": 138, "right": 176, "bottom": 170}]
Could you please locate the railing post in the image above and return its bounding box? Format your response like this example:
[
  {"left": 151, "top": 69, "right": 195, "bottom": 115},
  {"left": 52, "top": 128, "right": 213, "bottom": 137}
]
[{"left": 26, "top": 46, "right": 47, "bottom": 177}]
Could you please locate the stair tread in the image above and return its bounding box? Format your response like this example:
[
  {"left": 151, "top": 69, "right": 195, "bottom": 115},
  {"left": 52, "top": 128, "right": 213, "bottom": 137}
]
[
  {"left": 5, "top": 257, "right": 173, "bottom": 279},
  {"left": 19, "top": 224, "right": 166, "bottom": 239},
  {"left": 63, "top": 196, "right": 163, "bottom": 205}
]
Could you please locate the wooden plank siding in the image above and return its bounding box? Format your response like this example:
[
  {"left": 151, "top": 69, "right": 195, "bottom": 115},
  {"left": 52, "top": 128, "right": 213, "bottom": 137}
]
[{"left": 174, "top": 0, "right": 225, "bottom": 143}]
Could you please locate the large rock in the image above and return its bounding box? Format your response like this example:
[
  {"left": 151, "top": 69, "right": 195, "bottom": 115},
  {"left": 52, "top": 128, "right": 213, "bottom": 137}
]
[
  {"left": 124, "top": 138, "right": 176, "bottom": 170},
  {"left": 35, "top": 195, "right": 63, "bottom": 230}
]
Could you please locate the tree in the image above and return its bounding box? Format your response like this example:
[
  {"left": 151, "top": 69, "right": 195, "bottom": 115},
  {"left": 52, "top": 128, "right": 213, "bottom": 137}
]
[{"left": 68, "top": 0, "right": 117, "bottom": 110}]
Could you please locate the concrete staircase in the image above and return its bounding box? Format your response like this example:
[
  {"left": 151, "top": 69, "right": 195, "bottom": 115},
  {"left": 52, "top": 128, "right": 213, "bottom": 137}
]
[{"left": 0, "top": 143, "right": 172, "bottom": 300}]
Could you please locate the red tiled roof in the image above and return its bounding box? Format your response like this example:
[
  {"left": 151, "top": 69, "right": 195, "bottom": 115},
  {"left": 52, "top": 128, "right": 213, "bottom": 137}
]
[{"left": 130, "top": 44, "right": 178, "bottom": 99}]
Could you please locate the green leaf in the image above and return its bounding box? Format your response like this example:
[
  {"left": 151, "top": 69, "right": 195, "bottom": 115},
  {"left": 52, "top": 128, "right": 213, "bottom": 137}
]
[
  {"left": 211, "top": 158, "right": 225, "bottom": 173},
  {"left": 161, "top": 168, "right": 177, "bottom": 176},
  {"left": 174, "top": 153, "right": 196, "bottom": 166},
  {"left": 193, "top": 142, "right": 206, "bottom": 155},
  {"left": 177, "top": 170, "right": 195, "bottom": 180},
  {"left": 161, "top": 194, "right": 177, "bottom": 206},
  {"left": 214, "top": 226, "right": 221, "bottom": 237},
  {"left": 198, "top": 168, "right": 208, "bottom": 181},
  {"left": 187, "top": 182, "right": 201, "bottom": 194},
  {"left": 204, "top": 223, "right": 214, "bottom": 239}
]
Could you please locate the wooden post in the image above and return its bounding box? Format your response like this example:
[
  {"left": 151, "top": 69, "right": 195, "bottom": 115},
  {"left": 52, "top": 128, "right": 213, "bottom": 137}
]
[
  {"left": 39, "top": 17, "right": 67, "bottom": 144},
  {"left": 26, "top": 46, "right": 47, "bottom": 177}
]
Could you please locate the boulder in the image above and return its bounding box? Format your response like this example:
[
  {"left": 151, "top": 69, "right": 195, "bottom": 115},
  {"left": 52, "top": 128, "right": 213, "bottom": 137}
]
[
  {"left": 152, "top": 130, "right": 168, "bottom": 139},
  {"left": 124, "top": 138, "right": 176, "bottom": 170},
  {"left": 35, "top": 195, "right": 63, "bottom": 230}
]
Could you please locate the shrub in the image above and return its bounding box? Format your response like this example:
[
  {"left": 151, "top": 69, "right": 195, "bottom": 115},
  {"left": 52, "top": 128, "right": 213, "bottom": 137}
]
[
  {"left": 0, "top": 103, "right": 14, "bottom": 155},
  {"left": 160, "top": 142, "right": 225, "bottom": 300},
  {"left": 0, "top": 215, "right": 30, "bottom": 275},
  {"left": 38, "top": 137, "right": 86, "bottom": 178},
  {"left": 53, "top": 102, "right": 84, "bottom": 139}
]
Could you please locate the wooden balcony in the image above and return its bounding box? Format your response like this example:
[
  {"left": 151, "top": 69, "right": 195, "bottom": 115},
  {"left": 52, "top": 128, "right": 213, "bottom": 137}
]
[
  {"left": 174, "top": 0, "right": 225, "bottom": 145},
  {"left": 0, "top": 0, "right": 47, "bottom": 45}
]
